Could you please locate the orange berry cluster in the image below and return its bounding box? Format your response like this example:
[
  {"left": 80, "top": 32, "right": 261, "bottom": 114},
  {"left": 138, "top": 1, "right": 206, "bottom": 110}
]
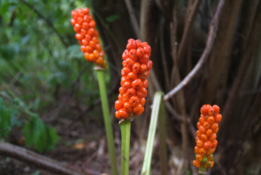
[
  {"left": 193, "top": 104, "right": 222, "bottom": 170},
  {"left": 71, "top": 8, "right": 107, "bottom": 68},
  {"left": 115, "top": 39, "right": 152, "bottom": 120}
]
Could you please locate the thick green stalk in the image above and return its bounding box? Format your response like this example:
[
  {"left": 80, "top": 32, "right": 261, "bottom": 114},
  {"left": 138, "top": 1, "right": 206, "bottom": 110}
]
[
  {"left": 159, "top": 95, "right": 167, "bottom": 175},
  {"left": 120, "top": 120, "right": 131, "bottom": 175},
  {"left": 141, "top": 92, "right": 165, "bottom": 175},
  {"left": 198, "top": 168, "right": 207, "bottom": 175},
  {"left": 96, "top": 69, "right": 118, "bottom": 175}
]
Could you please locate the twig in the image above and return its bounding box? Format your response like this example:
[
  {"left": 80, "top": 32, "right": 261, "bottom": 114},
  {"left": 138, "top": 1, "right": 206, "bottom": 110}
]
[
  {"left": 124, "top": 0, "right": 140, "bottom": 38},
  {"left": 170, "top": 10, "right": 189, "bottom": 166},
  {"left": 19, "top": 0, "right": 68, "bottom": 47},
  {"left": 177, "top": 0, "right": 203, "bottom": 63},
  {"left": 93, "top": 11, "right": 120, "bottom": 50},
  {"left": 164, "top": 0, "right": 225, "bottom": 101},
  {"left": 159, "top": 18, "right": 170, "bottom": 90},
  {"left": 169, "top": 4, "right": 178, "bottom": 88},
  {"left": 0, "top": 141, "right": 84, "bottom": 175},
  {"left": 43, "top": 63, "right": 91, "bottom": 122}
]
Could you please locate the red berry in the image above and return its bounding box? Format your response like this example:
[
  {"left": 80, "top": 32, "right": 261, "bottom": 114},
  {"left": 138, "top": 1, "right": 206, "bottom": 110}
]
[
  {"left": 132, "top": 63, "right": 141, "bottom": 74},
  {"left": 206, "top": 129, "right": 213, "bottom": 136},
  {"left": 207, "top": 116, "right": 215, "bottom": 124},
  {"left": 89, "top": 20, "right": 96, "bottom": 28},
  {"left": 203, "top": 122, "right": 211, "bottom": 129},
  {"left": 118, "top": 108, "right": 129, "bottom": 119},
  {"left": 136, "top": 47, "right": 144, "bottom": 58},
  {"left": 140, "top": 64, "right": 147, "bottom": 72},
  {"left": 146, "top": 60, "right": 153, "bottom": 70},
  {"left": 203, "top": 141, "right": 212, "bottom": 150},
  {"left": 71, "top": 19, "right": 76, "bottom": 26},
  {"left": 123, "top": 102, "right": 132, "bottom": 112},
  {"left": 215, "top": 114, "right": 222, "bottom": 123},
  {"left": 127, "top": 72, "right": 137, "bottom": 81},
  {"left": 213, "top": 105, "right": 220, "bottom": 114},
  {"left": 200, "top": 105, "right": 208, "bottom": 115},
  {"left": 115, "top": 100, "right": 123, "bottom": 110},
  {"left": 75, "top": 33, "right": 83, "bottom": 40},
  {"left": 143, "top": 79, "right": 149, "bottom": 88},
  {"left": 126, "top": 88, "right": 136, "bottom": 97},
  {"left": 83, "top": 8, "right": 89, "bottom": 14},
  {"left": 140, "top": 98, "right": 146, "bottom": 106},
  {"left": 209, "top": 134, "right": 217, "bottom": 141},
  {"left": 193, "top": 160, "right": 201, "bottom": 168},
  {"left": 129, "top": 96, "right": 140, "bottom": 107},
  {"left": 132, "top": 79, "right": 143, "bottom": 89},
  {"left": 127, "top": 39, "right": 136, "bottom": 50},
  {"left": 122, "top": 81, "right": 131, "bottom": 90},
  {"left": 199, "top": 126, "right": 206, "bottom": 133}
]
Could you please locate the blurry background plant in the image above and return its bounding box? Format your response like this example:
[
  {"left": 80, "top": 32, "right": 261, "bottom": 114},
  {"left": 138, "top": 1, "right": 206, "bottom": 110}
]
[{"left": 0, "top": 0, "right": 260, "bottom": 174}]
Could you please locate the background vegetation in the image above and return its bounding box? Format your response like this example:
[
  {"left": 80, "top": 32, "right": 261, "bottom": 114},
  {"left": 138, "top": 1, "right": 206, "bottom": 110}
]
[{"left": 0, "top": 0, "right": 260, "bottom": 175}]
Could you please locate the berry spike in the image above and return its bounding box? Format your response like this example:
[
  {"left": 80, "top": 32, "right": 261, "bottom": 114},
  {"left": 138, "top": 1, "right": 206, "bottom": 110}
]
[
  {"left": 193, "top": 104, "right": 222, "bottom": 172},
  {"left": 71, "top": 7, "right": 107, "bottom": 68},
  {"left": 115, "top": 39, "right": 152, "bottom": 120}
]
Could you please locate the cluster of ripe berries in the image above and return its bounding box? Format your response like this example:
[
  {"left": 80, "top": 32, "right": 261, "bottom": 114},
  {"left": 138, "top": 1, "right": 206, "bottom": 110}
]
[
  {"left": 193, "top": 104, "right": 222, "bottom": 170},
  {"left": 71, "top": 8, "right": 107, "bottom": 68},
  {"left": 115, "top": 39, "right": 153, "bottom": 120}
]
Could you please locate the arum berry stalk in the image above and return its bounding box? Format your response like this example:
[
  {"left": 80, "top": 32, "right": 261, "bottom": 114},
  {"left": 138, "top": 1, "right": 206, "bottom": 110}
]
[
  {"left": 96, "top": 68, "right": 118, "bottom": 175},
  {"left": 71, "top": 8, "right": 117, "bottom": 174},
  {"left": 198, "top": 168, "right": 207, "bottom": 175},
  {"left": 193, "top": 104, "right": 222, "bottom": 174},
  {"left": 159, "top": 93, "right": 167, "bottom": 175},
  {"left": 120, "top": 120, "right": 131, "bottom": 175},
  {"left": 115, "top": 39, "right": 152, "bottom": 175}
]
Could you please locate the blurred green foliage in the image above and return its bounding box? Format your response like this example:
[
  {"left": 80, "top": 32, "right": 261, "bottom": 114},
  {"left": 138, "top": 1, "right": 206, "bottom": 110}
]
[{"left": 0, "top": 0, "right": 110, "bottom": 151}]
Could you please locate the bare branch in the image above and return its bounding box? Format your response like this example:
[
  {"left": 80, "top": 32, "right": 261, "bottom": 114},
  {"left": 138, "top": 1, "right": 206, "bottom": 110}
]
[
  {"left": 177, "top": 0, "right": 202, "bottom": 63},
  {"left": 164, "top": 0, "right": 226, "bottom": 101},
  {"left": 0, "top": 141, "right": 84, "bottom": 175},
  {"left": 19, "top": 0, "right": 68, "bottom": 47},
  {"left": 159, "top": 19, "right": 170, "bottom": 90},
  {"left": 124, "top": 0, "right": 140, "bottom": 38}
]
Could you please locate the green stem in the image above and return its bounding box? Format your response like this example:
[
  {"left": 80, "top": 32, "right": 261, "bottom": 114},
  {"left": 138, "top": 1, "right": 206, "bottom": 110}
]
[
  {"left": 198, "top": 167, "right": 207, "bottom": 175},
  {"left": 120, "top": 120, "right": 131, "bottom": 175},
  {"left": 96, "top": 69, "right": 118, "bottom": 175},
  {"left": 141, "top": 92, "right": 164, "bottom": 175},
  {"left": 159, "top": 96, "right": 167, "bottom": 175}
]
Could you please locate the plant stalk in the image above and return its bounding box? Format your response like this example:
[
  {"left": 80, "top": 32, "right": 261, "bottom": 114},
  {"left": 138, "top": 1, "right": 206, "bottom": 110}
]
[
  {"left": 159, "top": 97, "right": 167, "bottom": 175},
  {"left": 141, "top": 92, "right": 164, "bottom": 175},
  {"left": 96, "top": 69, "right": 118, "bottom": 175},
  {"left": 120, "top": 120, "right": 131, "bottom": 175},
  {"left": 198, "top": 167, "right": 207, "bottom": 175}
]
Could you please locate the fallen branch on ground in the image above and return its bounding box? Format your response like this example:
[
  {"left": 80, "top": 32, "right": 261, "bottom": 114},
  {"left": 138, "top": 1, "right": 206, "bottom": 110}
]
[{"left": 0, "top": 141, "right": 84, "bottom": 175}]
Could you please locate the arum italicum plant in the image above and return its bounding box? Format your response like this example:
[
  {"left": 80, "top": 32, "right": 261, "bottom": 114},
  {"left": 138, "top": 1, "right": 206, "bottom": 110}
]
[
  {"left": 70, "top": 7, "right": 118, "bottom": 175},
  {"left": 115, "top": 39, "right": 155, "bottom": 175},
  {"left": 194, "top": 104, "right": 222, "bottom": 175}
]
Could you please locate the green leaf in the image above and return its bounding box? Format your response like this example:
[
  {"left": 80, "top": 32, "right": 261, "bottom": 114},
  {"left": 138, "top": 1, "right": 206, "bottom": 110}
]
[
  {"left": 67, "top": 44, "right": 83, "bottom": 60},
  {"left": 185, "top": 169, "right": 192, "bottom": 175},
  {"left": 45, "top": 126, "right": 58, "bottom": 150},
  {"left": 0, "top": 45, "right": 16, "bottom": 60},
  {"left": 23, "top": 115, "right": 58, "bottom": 152},
  {"left": 31, "top": 170, "right": 40, "bottom": 175},
  {"left": 47, "top": 72, "right": 67, "bottom": 86},
  {"left": 0, "top": 97, "right": 12, "bottom": 137},
  {"left": 0, "top": 1, "right": 10, "bottom": 15},
  {"left": 105, "top": 15, "right": 120, "bottom": 23}
]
